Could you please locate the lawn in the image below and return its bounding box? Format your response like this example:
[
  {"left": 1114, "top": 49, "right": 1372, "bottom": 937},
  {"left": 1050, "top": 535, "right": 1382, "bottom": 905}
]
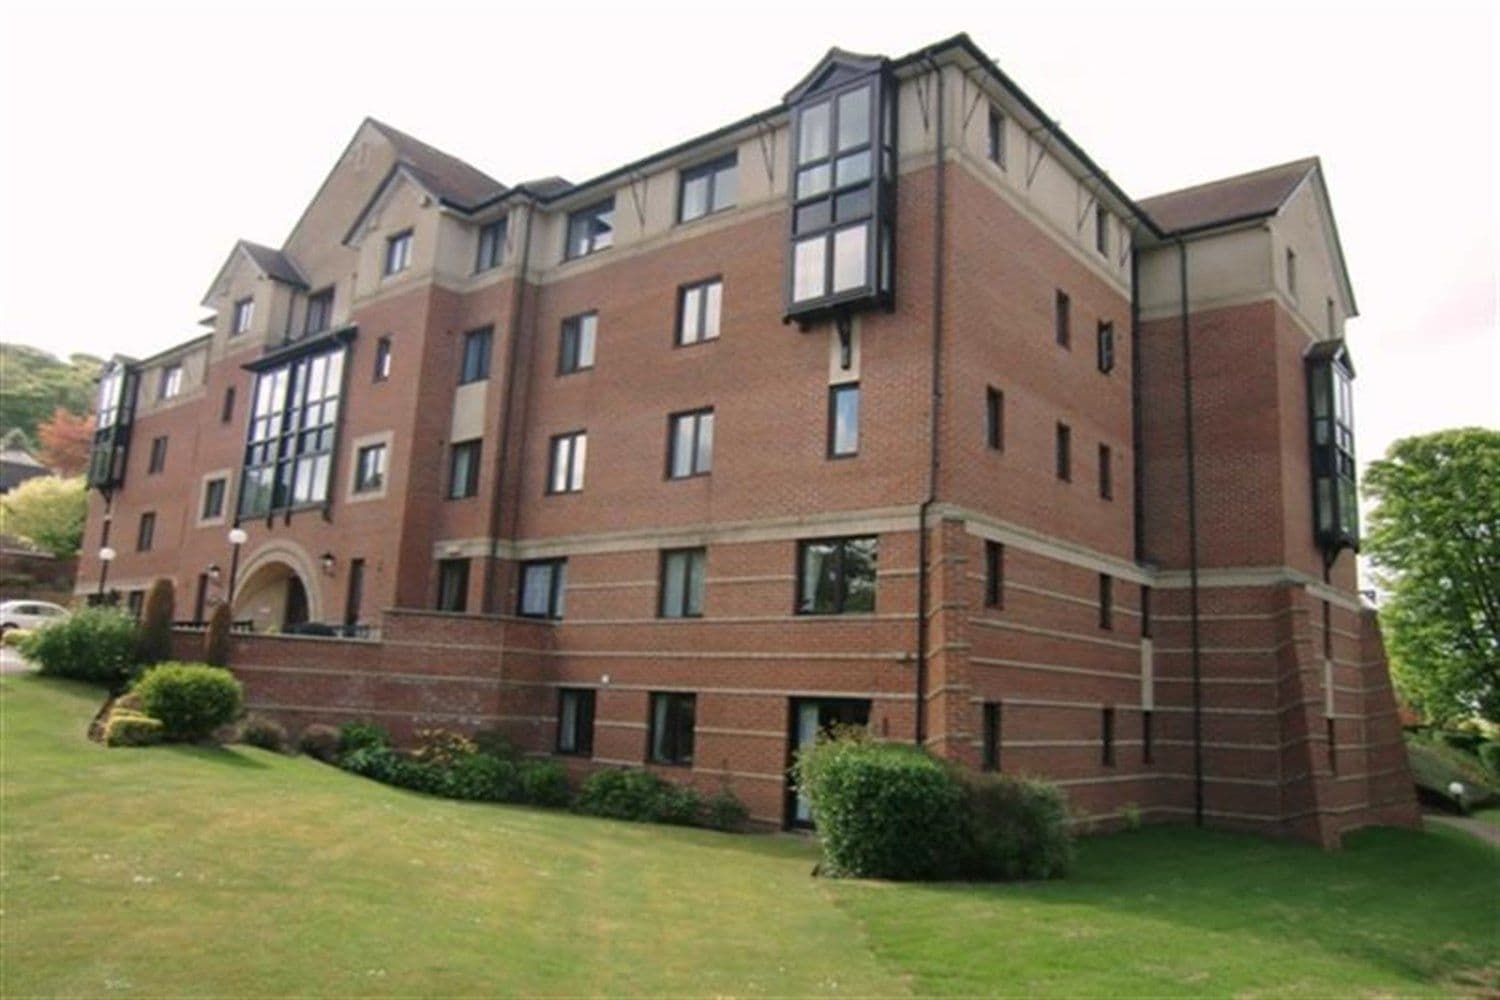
[{"left": 3, "top": 674, "right": 1496, "bottom": 997}]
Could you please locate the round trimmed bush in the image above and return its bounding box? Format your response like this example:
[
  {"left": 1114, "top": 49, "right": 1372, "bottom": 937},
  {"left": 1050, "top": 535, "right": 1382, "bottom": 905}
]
[
  {"left": 794, "top": 733, "right": 967, "bottom": 880},
  {"left": 132, "top": 663, "right": 243, "bottom": 742},
  {"left": 239, "top": 714, "right": 289, "bottom": 753},
  {"left": 518, "top": 760, "right": 572, "bottom": 807},
  {"left": 299, "top": 723, "right": 341, "bottom": 762},
  {"left": 105, "top": 712, "right": 164, "bottom": 747},
  {"left": 19, "top": 607, "right": 138, "bottom": 685},
  {"left": 957, "top": 771, "right": 1074, "bottom": 880}
]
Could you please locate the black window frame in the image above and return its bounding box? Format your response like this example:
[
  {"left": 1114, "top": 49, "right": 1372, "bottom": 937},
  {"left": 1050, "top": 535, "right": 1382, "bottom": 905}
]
[
  {"left": 446, "top": 439, "right": 481, "bottom": 500},
  {"left": 981, "top": 701, "right": 1001, "bottom": 771},
  {"left": 1099, "top": 574, "right": 1113, "bottom": 630},
  {"left": 436, "top": 557, "right": 469, "bottom": 612},
  {"left": 986, "top": 106, "right": 1006, "bottom": 168},
  {"left": 136, "top": 511, "right": 156, "bottom": 552},
  {"left": 304, "top": 288, "right": 334, "bottom": 336},
  {"left": 647, "top": 692, "right": 696, "bottom": 766},
  {"left": 220, "top": 386, "right": 236, "bottom": 423},
  {"left": 384, "top": 229, "right": 413, "bottom": 276},
  {"left": 666, "top": 408, "right": 714, "bottom": 479},
  {"left": 1307, "top": 344, "right": 1359, "bottom": 553},
  {"left": 231, "top": 296, "right": 254, "bottom": 335},
  {"left": 373, "top": 336, "right": 392, "bottom": 382},
  {"left": 237, "top": 344, "right": 347, "bottom": 518},
  {"left": 985, "top": 385, "right": 1004, "bottom": 451},
  {"left": 558, "top": 312, "right": 597, "bottom": 375},
  {"left": 459, "top": 326, "right": 493, "bottom": 385},
  {"left": 475, "top": 218, "right": 507, "bottom": 273},
  {"left": 676, "top": 277, "right": 723, "bottom": 346},
  {"left": 659, "top": 547, "right": 707, "bottom": 619},
  {"left": 984, "top": 540, "right": 1004, "bottom": 609},
  {"left": 147, "top": 435, "right": 168, "bottom": 475},
  {"left": 1099, "top": 443, "right": 1113, "bottom": 500},
  {"left": 677, "top": 153, "right": 738, "bottom": 223},
  {"left": 556, "top": 688, "right": 596, "bottom": 756},
  {"left": 796, "top": 535, "right": 877, "bottom": 615},
  {"left": 564, "top": 198, "right": 615, "bottom": 260},
  {"left": 517, "top": 558, "right": 566, "bottom": 619},
  {"left": 1055, "top": 290, "right": 1071, "bottom": 348},
  {"left": 354, "top": 442, "right": 387, "bottom": 494},
  {"left": 547, "top": 431, "right": 586, "bottom": 495},
  {"left": 201, "top": 477, "right": 226, "bottom": 520},
  {"left": 828, "top": 382, "right": 860, "bottom": 459},
  {"left": 1097, "top": 320, "right": 1115, "bottom": 374},
  {"left": 1102, "top": 706, "right": 1116, "bottom": 766},
  {"left": 1056, "top": 422, "right": 1072, "bottom": 481}
]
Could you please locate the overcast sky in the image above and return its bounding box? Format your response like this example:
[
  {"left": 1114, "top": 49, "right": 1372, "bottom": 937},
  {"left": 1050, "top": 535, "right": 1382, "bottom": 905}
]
[{"left": 1, "top": 0, "right": 1495, "bottom": 475}]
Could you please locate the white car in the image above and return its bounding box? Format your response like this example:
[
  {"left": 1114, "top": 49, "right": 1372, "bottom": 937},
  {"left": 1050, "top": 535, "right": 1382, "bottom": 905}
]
[{"left": 0, "top": 600, "right": 70, "bottom": 634}]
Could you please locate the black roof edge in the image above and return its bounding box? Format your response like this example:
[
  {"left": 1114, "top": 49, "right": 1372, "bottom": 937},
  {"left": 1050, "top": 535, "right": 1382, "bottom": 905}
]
[
  {"left": 902, "top": 34, "right": 1165, "bottom": 239},
  {"left": 129, "top": 333, "right": 213, "bottom": 370},
  {"left": 243, "top": 325, "right": 358, "bottom": 373}
]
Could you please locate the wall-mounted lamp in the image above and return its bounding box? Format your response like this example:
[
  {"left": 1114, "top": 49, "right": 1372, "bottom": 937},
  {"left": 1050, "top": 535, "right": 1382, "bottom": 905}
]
[
  {"left": 207, "top": 564, "right": 222, "bottom": 583},
  {"left": 320, "top": 552, "right": 336, "bottom": 576}
]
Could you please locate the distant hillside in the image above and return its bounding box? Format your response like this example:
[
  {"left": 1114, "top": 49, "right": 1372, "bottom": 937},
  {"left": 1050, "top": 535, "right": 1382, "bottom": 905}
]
[{"left": 0, "top": 343, "right": 104, "bottom": 447}]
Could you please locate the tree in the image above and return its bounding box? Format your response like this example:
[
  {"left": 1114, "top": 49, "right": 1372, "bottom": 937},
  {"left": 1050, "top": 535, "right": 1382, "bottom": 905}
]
[
  {"left": 1364, "top": 428, "right": 1500, "bottom": 725},
  {"left": 36, "top": 407, "right": 94, "bottom": 475},
  {"left": 0, "top": 474, "right": 86, "bottom": 557},
  {"left": 0, "top": 344, "right": 103, "bottom": 446},
  {"left": 137, "top": 578, "right": 176, "bottom": 666}
]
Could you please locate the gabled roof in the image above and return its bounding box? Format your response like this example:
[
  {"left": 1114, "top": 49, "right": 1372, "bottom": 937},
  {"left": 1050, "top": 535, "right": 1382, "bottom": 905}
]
[
  {"left": 784, "top": 47, "right": 886, "bottom": 103},
  {"left": 366, "top": 118, "right": 506, "bottom": 210},
  {"left": 200, "top": 240, "right": 308, "bottom": 306},
  {"left": 1137, "top": 158, "right": 1318, "bottom": 234}
]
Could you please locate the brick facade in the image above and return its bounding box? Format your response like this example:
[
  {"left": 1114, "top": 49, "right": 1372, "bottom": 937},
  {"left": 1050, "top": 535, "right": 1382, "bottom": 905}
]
[{"left": 107, "top": 35, "right": 1414, "bottom": 845}]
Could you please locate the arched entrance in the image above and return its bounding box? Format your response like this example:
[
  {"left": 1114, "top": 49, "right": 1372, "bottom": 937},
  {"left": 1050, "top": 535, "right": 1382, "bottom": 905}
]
[{"left": 232, "top": 557, "right": 318, "bottom": 632}]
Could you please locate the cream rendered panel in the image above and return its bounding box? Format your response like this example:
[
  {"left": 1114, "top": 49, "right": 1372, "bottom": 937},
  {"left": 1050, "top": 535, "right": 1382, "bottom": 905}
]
[
  {"left": 1136, "top": 226, "right": 1273, "bottom": 321},
  {"left": 352, "top": 175, "right": 442, "bottom": 301},
  {"left": 434, "top": 211, "right": 479, "bottom": 283},
  {"left": 138, "top": 343, "right": 210, "bottom": 416},
  {"left": 450, "top": 381, "right": 488, "bottom": 443},
  {"left": 1270, "top": 178, "right": 1345, "bottom": 340}
]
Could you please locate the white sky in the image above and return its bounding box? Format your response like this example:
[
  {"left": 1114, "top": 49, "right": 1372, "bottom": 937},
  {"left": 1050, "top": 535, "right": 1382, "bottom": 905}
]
[{"left": 1, "top": 0, "right": 1496, "bottom": 478}]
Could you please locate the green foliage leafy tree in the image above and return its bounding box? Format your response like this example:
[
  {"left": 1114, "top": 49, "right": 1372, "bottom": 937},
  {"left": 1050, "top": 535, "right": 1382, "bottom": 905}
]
[
  {"left": 0, "top": 475, "right": 86, "bottom": 557},
  {"left": 0, "top": 344, "right": 103, "bottom": 444},
  {"left": 1364, "top": 428, "right": 1500, "bottom": 724}
]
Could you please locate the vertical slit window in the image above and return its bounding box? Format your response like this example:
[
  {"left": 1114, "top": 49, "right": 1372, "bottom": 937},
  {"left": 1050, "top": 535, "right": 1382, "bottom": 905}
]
[
  {"left": 985, "top": 386, "right": 1004, "bottom": 450},
  {"left": 984, "top": 540, "right": 1004, "bottom": 609},
  {"left": 1099, "top": 574, "right": 1113, "bottom": 630},
  {"left": 1102, "top": 706, "right": 1115, "bottom": 766},
  {"left": 1055, "top": 290, "right": 1071, "bottom": 348},
  {"left": 1099, "top": 444, "right": 1113, "bottom": 500},
  {"left": 1056, "top": 423, "right": 1072, "bottom": 481},
  {"left": 1097, "top": 321, "right": 1115, "bottom": 373},
  {"left": 986, "top": 107, "right": 1006, "bottom": 168},
  {"left": 829, "top": 382, "right": 860, "bottom": 458},
  {"left": 982, "top": 702, "right": 1001, "bottom": 771}
]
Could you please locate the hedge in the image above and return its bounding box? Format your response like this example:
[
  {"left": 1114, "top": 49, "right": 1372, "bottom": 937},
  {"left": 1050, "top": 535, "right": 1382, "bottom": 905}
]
[{"left": 18, "top": 608, "right": 138, "bottom": 684}]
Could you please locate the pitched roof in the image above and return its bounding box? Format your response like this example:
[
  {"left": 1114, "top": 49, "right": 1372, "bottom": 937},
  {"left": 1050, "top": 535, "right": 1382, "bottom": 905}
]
[
  {"left": 1137, "top": 158, "right": 1318, "bottom": 234},
  {"left": 238, "top": 241, "right": 309, "bottom": 287},
  {"left": 366, "top": 118, "right": 506, "bottom": 210}
]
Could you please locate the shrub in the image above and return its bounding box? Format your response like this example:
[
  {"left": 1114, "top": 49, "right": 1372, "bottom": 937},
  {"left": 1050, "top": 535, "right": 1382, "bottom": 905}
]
[
  {"left": 113, "top": 690, "right": 145, "bottom": 713},
  {"left": 957, "top": 771, "right": 1074, "bottom": 881},
  {"left": 136, "top": 578, "right": 175, "bottom": 666},
  {"left": 299, "top": 723, "right": 341, "bottom": 763},
  {"left": 413, "top": 728, "right": 477, "bottom": 767},
  {"left": 472, "top": 727, "right": 523, "bottom": 761},
  {"left": 447, "top": 752, "right": 521, "bottom": 802},
  {"left": 104, "top": 712, "right": 164, "bottom": 747},
  {"left": 338, "top": 720, "right": 390, "bottom": 756},
  {"left": 239, "top": 714, "right": 288, "bottom": 753},
  {"left": 203, "top": 602, "right": 232, "bottom": 667},
  {"left": 794, "top": 733, "right": 967, "bottom": 880},
  {"left": 132, "top": 662, "right": 244, "bottom": 742},
  {"left": 703, "top": 790, "right": 751, "bottom": 832},
  {"left": 18, "top": 607, "right": 138, "bottom": 684},
  {"left": 2, "top": 627, "right": 32, "bottom": 648},
  {"left": 574, "top": 768, "right": 705, "bottom": 824},
  {"left": 1478, "top": 742, "right": 1500, "bottom": 778},
  {"left": 518, "top": 760, "right": 572, "bottom": 807}
]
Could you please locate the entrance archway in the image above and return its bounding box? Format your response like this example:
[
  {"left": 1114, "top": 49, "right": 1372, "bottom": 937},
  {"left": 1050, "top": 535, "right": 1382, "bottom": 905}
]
[{"left": 231, "top": 544, "right": 322, "bottom": 631}]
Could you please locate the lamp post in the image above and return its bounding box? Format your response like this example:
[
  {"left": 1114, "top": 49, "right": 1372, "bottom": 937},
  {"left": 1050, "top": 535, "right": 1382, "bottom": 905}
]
[
  {"left": 96, "top": 546, "right": 117, "bottom": 600},
  {"left": 226, "top": 528, "right": 248, "bottom": 609}
]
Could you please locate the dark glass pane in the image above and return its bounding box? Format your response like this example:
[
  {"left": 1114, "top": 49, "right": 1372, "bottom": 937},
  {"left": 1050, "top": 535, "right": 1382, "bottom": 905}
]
[
  {"left": 834, "top": 151, "right": 871, "bottom": 188},
  {"left": 795, "top": 200, "right": 831, "bottom": 234},
  {"left": 834, "top": 187, "right": 871, "bottom": 222}
]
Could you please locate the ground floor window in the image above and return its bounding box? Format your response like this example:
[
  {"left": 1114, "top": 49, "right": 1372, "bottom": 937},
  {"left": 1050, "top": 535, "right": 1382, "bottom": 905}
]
[
  {"left": 648, "top": 692, "right": 696, "bottom": 766},
  {"left": 436, "top": 558, "right": 469, "bottom": 612},
  {"left": 557, "top": 688, "right": 596, "bottom": 756}
]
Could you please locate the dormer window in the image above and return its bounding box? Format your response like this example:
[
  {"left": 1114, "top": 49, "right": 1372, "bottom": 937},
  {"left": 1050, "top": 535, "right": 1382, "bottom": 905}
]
[
  {"left": 231, "top": 297, "right": 254, "bottom": 335},
  {"left": 305, "top": 288, "right": 333, "bottom": 336},
  {"left": 678, "top": 153, "right": 737, "bottom": 223},
  {"left": 785, "top": 52, "right": 895, "bottom": 322},
  {"left": 565, "top": 198, "right": 614, "bottom": 259},
  {"left": 384, "top": 230, "right": 413, "bottom": 276},
  {"left": 158, "top": 364, "right": 183, "bottom": 400},
  {"left": 475, "top": 219, "right": 506, "bottom": 272},
  {"left": 1307, "top": 341, "right": 1359, "bottom": 555}
]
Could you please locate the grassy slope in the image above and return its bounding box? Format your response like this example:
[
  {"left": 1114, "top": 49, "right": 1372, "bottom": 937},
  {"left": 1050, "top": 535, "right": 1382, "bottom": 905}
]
[{"left": 4, "top": 674, "right": 1496, "bottom": 997}]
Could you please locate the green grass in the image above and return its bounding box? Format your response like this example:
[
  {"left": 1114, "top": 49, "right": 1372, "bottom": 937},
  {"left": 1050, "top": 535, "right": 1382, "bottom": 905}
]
[
  {"left": 1473, "top": 807, "right": 1500, "bottom": 828},
  {"left": 4, "top": 674, "right": 1497, "bottom": 997}
]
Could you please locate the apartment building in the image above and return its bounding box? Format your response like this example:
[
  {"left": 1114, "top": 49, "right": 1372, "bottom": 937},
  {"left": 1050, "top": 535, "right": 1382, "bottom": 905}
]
[{"left": 79, "top": 33, "right": 1415, "bottom": 844}]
